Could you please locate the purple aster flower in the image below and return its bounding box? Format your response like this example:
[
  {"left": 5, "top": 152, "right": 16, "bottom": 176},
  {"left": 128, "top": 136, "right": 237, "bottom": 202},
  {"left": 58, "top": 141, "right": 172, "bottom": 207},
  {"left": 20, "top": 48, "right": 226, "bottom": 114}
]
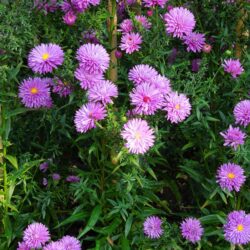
[
  {"left": 233, "top": 100, "right": 250, "bottom": 127},
  {"left": 63, "top": 11, "right": 77, "bottom": 26},
  {"left": 28, "top": 43, "right": 64, "bottom": 74},
  {"left": 17, "top": 242, "right": 30, "bottom": 250},
  {"left": 143, "top": 216, "right": 163, "bottom": 239},
  {"left": 60, "top": 235, "right": 81, "bottom": 250},
  {"left": 52, "top": 173, "right": 61, "bottom": 181},
  {"left": 151, "top": 75, "right": 171, "bottom": 95},
  {"left": 143, "top": 0, "right": 168, "bottom": 8},
  {"left": 43, "top": 241, "right": 64, "bottom": 250},
  {"left": 66, "top": 175, "right": 80, "bottom": 183},
  {"left": 130, "top": 83, "right": 163, "bottom": 115},
  {"left": 23, "top": 222, "right": 50, "bottom": 248},
  {"left": 220, "top": 125, "right": 246, "bottom": 150},
  {"left": 120, "top": 32, "right": 142, "bottom": 54},
  {"left": 180, "top": 218, "right": 203, "bottom": 243},
  {"left": 121, "top": 118, "right": 155, "bottom": 154},
  {"left": 74, "top": 102, "right": 107, "bottom": 133},
  {"left": 222, "top": 59, "right": 244, "bottom": 78},
  {"left": 183, "top": 32, "right": 205, "bottom": 53},
  {"left": 164, "top": 7, "right": 196, "bottom": 38},
  {"left": 51, "top": 77, "right": 72, "bottom": 97},
  {"left": 135, "top": 15, "right": 151, "bottom": 30},
  {"left": 164, "top": 92, "right": 191, "bottom": 123},
  {"left": 216, "top": 163, "right": 246, "bottom": 192},
  {"left": 75, "top": 67, "right": 104, "bottom": 90},
  {"left": 39, "top": 162, "right": 49, "bottom": 172},
  {"left": 224, "top": 211, "right": 250, "bottom": 245},
  {"left": 76, "top": 43, "right": 110, "bottom": 74},
  {"left": 119, "top": 19, "right": 134, "bottom": 33},
  {"left": 191, "top": 58, "right": 202, "bottom": 72},
  {"left": 71, "top": 0, "right": 89, "bottom": 12},
  {"left": 88, "top": 80, "right": 118, "bottom": 105},
  {"left": 128, "top": 64, "right": 158, "bottom": 86},
  {"left": 18, "top": 77, "right": 51, "bottom": 108}
]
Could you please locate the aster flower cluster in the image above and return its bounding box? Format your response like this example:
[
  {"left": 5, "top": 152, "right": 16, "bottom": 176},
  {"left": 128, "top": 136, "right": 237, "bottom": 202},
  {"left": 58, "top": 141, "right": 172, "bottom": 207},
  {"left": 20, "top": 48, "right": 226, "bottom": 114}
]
[
  {"left": 128, "top": 64, "right": 191, "bottom": 123},
  {"left": 19, "top": 44, "right": 72, "bottom": 109},
  {"left": 142, "top": 0, "right": 168, "bottom": 8},
  {"left": 119, "top": 14, "right": 151, "bottom": 54},
  {"left": 163, "top": 7, "right": 207, "bottom": 53},
  {"left": 17, "top": 222, "right": 81, "bottom": 250},
  {"left": 143, "top": 216, "right": 204, "bottom": 244},
  {"left": 220, "top": 98, "right": 249, "bottom": 151},
  {"left": 74, "top": 43, "right": 119, "bottom": 133},
  {"left": 60, "top": 0, "right": 101, "bottom": 26}
]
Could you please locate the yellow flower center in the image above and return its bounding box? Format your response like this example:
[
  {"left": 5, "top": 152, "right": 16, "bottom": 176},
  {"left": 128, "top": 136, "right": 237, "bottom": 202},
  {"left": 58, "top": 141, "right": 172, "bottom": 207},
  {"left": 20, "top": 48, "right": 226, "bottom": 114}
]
[
  {"left": 135, "top": 132, "right": 141, "bottom": 140},
  {"left": 30, "top": 87, "right": 38, "bottom": 94},
  {"left": 175, "top": 104, "right": 180, "bottom": 110},
  {"left": 42, "top": 53, "right": 50, "bottom": 60},
  {"left": 227, "top": 173, "right": 235, "bottom": 179},
  {"left": 237, "top": 224, "right": 244, "bottom": 232}
]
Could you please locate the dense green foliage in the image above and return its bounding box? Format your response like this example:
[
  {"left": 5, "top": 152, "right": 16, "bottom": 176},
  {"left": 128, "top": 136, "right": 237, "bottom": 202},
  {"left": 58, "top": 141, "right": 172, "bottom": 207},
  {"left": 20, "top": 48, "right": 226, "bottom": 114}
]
[{"left": 0, "top": 0, "right": 250, "bottom": 249}]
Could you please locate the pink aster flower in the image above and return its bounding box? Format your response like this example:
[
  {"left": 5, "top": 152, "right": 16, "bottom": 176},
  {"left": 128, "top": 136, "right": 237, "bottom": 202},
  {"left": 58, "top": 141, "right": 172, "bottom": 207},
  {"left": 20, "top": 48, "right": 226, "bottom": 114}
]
[
  {"left": 128, "top": 64, "right": 158, "bottom": 85},
  {"left": 143, "top": 0, "right": 168, "bottom": 8},
  {"left": 151, "top": 75, "right": 171, "bottom": 95},
  {"left": 183, "top": 32, "right": 205, "bottom": 53},
  {"left": 63, "top": 11, "right": 77, "bottom": 26},
  {"left": 89, "top": 0, "right": 100, "bottom": 6},
  {"left": 135, "top": 15, "right": 151, "bottom": 30},
  {"left": 233, "top": 100, "right": 250, "bottom": 127},
  {"left": 164, "top": 92, "right": 191, "bottom": 123},
  {"left": 17, "top": 242, "right": 30, "bottom": 250},
  {"left": 130, "top": 83, "right": 163, "bottom": 115},
  {"left": 121, "top": 118, "right": 155, "bottom": 154},
  {"left": 18, "top": 77, "right": 51, "bottom": 108},
  {"left": 75, "top": 67, "right": 104, "bottom": 90},
  {"left": 180, "top": 218, "right": 203, "bottom": 243},
  {"left": 222, "top": 59, "right": 244, "bottom": 78},
  {"left": 220, "top": 125, "right": 246, "bottom": 150},
  {"left": 164, "top": 7, "right": 196, "bottom": 38},
  {"left": 76, "top": 43, "right": 110, "bottom": 74},
  {"left": 224, "top": 211, "right": 250, "bottom": 245},
  {"left": 43, "top": 241, "right": 64, "bottom": 250},
  {"left": 74, "top": 102, "right": 106, "bottom": 133},
  {"left": 23, "top": 222, "right": 50, "bottom": 248},
  {"left": 28, "top": 43, "right": 64, "bottom": 74},
  {"left": 119, "top": 19, "right": 134, "bottom": 33},
  {"left": 216, "top": 163, "right": 246, "bottom": 192},
  {"left": 88, "top": 80, "right": 118, "bottom": 105},
  {"left": 120, "top": 32, "right": 142, "bottom": 54},
  {"left": 60, "top": 236, "right": 81, "bottom": 250},
  {"left": 143, "top": 216, "right": 163, "bottom": 239}
]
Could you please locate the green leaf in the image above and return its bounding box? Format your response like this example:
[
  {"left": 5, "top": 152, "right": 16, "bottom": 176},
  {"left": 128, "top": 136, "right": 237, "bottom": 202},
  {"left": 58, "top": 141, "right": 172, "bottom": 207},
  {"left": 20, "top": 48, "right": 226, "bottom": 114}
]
[
  {"left": 4, "top": 155, "right": 18, "bottom": 169},
  {"left": 121, "top": 236, "right": 130, "bottom": 250},
  {"left": 78, "top": 205, "right": 102, "bottom": 238},
  {"left": 125, "top": 215, "right": 133, "bottom": 238},
  {"left": 55, "top": 212, "right": 87, "bottom": 229},
  {"left": 5, "top": 108, "right": 29, "bottom": 118}
]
